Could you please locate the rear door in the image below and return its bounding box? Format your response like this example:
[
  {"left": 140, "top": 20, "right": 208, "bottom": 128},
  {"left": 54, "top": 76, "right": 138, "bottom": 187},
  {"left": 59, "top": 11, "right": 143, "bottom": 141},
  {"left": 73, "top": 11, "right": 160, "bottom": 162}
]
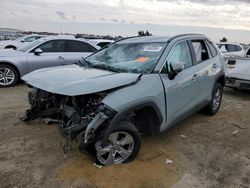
[
  {"left": 160, "top": 40, "right": 199, "bottom": 126},
  {"left": 27, "top": 39, "right": 67, "bottom": 72},
  {"left": 65, "top": 40, "right": 97, "bottom": 65},
  {"left": 190, "top": 39, "right": 219, "bottom": 105}
]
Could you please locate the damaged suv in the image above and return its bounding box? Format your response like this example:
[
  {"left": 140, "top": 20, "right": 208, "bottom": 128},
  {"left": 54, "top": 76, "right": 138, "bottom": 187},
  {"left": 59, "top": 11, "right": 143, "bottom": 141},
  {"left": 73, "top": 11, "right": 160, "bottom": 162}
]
[{"left": 22, "top": 34, "right": 225, "bottom": 166}]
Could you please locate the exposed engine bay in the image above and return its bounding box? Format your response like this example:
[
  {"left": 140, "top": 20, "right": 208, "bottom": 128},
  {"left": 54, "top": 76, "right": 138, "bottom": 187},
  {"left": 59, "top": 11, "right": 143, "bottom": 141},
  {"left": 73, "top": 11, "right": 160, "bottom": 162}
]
[{"left": 22, "top": 87, "right": 116, "bottom": 152}]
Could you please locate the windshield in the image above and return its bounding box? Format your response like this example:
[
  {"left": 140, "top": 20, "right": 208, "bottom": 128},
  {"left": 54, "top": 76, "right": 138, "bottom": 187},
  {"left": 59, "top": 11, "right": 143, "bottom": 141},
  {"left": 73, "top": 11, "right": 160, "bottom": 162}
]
[
  {"left": 17, "top": 39, "right": 44, "bottom": 52},
  {"left": 15, "top": 36, "right": 27, "bottom": 41},
  {"left": 85, "top": 42, "right": 167, "bottom": 73}
]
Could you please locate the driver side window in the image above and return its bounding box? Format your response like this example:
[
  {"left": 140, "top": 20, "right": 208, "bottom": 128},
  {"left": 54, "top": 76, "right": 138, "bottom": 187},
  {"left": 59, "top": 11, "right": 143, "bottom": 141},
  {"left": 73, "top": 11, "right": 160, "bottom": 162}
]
[
  {"left": 162, "top": 41, "right": 192, "bottom": 73},
  {"left": 36, "top": 40, "right": 65, "bottom": 53}
]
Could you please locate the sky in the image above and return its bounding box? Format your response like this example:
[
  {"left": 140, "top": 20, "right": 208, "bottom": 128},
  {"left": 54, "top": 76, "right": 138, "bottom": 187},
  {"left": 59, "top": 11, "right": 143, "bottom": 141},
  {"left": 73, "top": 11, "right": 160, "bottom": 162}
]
[{"left": 1, "top": 0, "right": 250, "bottom": 43}]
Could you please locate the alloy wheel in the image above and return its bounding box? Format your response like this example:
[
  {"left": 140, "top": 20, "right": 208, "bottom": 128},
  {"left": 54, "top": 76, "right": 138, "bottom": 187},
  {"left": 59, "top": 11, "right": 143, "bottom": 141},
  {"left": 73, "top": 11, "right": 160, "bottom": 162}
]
[
  {"left": 0, "top": 67, "right": 15, "bottom": 86},
  {"left": 212, "top": 88, "right": 221, "bottom": 111},
  {"left": 95, "top": 131, "right": 135, "bottom": 165}
]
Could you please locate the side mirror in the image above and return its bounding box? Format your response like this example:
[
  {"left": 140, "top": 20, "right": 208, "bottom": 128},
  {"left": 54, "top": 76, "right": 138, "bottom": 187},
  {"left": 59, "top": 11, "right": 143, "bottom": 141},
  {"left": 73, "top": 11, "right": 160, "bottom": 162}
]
[
  {"left": 168, "top": 61, "right": 185, "bottom": 80},
  {"left": 171, "top": 61, "right": 184, "bottom": 72},
  {"left": 34, "top": 48, "right": 43, "bottom": 56}
]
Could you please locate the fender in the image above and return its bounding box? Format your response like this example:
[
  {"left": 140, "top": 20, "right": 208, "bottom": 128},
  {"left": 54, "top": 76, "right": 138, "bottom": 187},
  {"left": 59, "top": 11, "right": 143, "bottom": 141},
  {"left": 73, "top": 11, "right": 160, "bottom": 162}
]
[{"left": 101, "top": 100, "right": 163, "bottom": 146}]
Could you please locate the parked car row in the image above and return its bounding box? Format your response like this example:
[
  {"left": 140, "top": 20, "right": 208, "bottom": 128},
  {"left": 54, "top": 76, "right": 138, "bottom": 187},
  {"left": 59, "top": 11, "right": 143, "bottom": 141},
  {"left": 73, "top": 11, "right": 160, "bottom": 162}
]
[
  {"left": 20, "top": 34, "right": 225, "bottom": 166},
  {"left": 0, "top": 34, "right": 45, "bottom": 50}
]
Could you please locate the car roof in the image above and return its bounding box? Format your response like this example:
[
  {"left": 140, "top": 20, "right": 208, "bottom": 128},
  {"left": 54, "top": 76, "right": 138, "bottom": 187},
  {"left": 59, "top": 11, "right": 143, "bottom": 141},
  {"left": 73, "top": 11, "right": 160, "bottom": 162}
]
[
  {"left": 88, "top": 39, "right": 115, "bottom": 43},
  {"left": 117, "top": 34, "right": 206, "bottom": 44},
  {"left": 35, "top": 36, "right": 99, "bottom": 49},
  {"left": 217, "top": 42, "right": 242, "bottom": 46}
]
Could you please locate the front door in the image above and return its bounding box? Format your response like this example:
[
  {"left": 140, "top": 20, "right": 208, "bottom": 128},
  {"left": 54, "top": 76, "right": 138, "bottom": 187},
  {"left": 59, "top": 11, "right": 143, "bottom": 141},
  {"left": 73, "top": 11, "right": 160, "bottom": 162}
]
[
  {"left": 160, "top": 40, "right": 199, "bottom": 127},
  {"left": 27, "top": 40, "right": 67, "bottom": 72}
]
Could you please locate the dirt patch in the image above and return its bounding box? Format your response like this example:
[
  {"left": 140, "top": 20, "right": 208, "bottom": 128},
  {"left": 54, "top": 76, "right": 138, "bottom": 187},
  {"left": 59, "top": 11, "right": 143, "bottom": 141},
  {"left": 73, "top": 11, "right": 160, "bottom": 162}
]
[{"left": 0, "top": 85, "right": 249, "bottom": 188}]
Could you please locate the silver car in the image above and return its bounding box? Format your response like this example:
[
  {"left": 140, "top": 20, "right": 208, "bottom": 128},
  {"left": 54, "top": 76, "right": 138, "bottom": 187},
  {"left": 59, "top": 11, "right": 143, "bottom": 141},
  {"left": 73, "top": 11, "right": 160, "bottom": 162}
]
[
  {"left": 0, "top": 37, "right": 98, "bottom": 87},
  {"left": 22, "top": 34, "right": 225, "bottom": 166}
]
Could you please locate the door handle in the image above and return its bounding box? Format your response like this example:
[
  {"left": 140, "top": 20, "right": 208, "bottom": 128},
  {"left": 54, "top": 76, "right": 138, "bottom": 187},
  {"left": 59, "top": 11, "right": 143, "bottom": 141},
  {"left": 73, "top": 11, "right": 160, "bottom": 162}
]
[
  {"left": 192, "top": 73, "right": 199, "bottom": 80},
  {"left": 212, "top": 63, "right": 217, "bottom": 68},
  {"left": 57, "top": 56, "right": 65, "bottom": 60}
]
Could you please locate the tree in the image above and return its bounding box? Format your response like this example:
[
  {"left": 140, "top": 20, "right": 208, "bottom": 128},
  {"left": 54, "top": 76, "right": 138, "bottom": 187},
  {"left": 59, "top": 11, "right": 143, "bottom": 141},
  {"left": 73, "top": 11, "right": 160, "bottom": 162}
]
[
  {"left": 138, "top": 30, "right": 152, "bottom": 36},
  {"left": 220, "top": 37, "right": 228, "bottom": 42}
]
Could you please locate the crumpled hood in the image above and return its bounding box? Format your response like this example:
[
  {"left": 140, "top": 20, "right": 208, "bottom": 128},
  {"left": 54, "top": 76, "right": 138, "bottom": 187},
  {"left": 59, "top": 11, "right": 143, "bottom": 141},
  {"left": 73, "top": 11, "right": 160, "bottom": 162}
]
[
  {"left": 226, "top": 59, "right": 250, "bottom": 80},
  {"left": 0, "top": 49, "right": 25, "bottom": 57},
  {"left": 22, "top": 64, "right": 141, "bottom": 96}
]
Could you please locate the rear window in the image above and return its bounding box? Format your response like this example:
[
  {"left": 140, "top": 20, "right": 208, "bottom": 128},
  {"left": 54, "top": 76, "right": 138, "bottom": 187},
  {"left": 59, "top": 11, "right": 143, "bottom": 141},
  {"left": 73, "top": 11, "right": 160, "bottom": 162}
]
[{"left": 227, "top": 44, "right": 242, "bottom": 52}]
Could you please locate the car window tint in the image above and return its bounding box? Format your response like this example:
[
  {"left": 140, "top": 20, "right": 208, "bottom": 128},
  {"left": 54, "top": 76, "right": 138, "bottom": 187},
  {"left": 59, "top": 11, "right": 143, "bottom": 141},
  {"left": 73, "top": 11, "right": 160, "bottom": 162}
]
[
  {"left": 227, "top": 44, "right": 237, "bottom": 52},
  {"left": 37, "top": 40, "right": 65, "bottom": 52},
  {"left": 235, "top": 45, "right": 242, "bottom": 51},
  {"left": 162, "top": 41, "right": 192, "bottom": 73},
  {"left": 24, "top": 36, "right": 37, "bottom": 42},
  {"left": 66, "top": 40, "right": 96, "bottom": 52},
  {"left": 98, "top": 42, "right": 110, "bottom": 48},
  {"left": 246, "top": 48, "right": 250, "bottom": 55},
  {"left": 192, "top": 40, "right": 209, "bottom": 63},
  {"left": 206, "top": 41, "right": 217, "bottom": 57}
]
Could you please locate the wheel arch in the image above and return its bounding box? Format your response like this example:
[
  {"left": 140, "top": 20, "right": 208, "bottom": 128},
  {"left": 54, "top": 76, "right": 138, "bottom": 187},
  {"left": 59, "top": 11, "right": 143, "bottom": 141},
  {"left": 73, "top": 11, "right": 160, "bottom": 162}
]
[
  {"left": 0, "top": 61, "right": 21, "bottom": 80},
  {"left": 217, "top": 74, "right": 225, "bottom": 87},
  {"left": 104, "top": 101, "right": 163, "bottom": 137},
  {"left": 5, "top": 45, "right": 17, "bottom": 50}
]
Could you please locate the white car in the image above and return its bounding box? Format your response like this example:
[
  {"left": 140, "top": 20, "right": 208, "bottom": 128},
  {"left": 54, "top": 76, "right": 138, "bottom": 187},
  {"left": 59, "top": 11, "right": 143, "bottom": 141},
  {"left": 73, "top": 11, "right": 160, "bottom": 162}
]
[
  {"left": 225, "top": 58, "right": 250, "bottom": 90},
  {"left": 245, "top": 47, "right": 250, "bottom": 58},
  {"left": 217, "top": 43, "right": 245, "bottom": 58},
  {"left": 0, "top": 35, "right": 44, "bottom": 50},
  {"left": 87, "top": 39, "right": 115, "bottom": 48}
]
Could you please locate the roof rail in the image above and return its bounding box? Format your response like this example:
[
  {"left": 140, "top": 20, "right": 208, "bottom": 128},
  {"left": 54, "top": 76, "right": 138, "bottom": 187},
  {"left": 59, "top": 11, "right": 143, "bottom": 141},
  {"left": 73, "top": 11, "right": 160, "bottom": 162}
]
[{"left": 168, "top": 33, "right": 205, "bottom": 42}]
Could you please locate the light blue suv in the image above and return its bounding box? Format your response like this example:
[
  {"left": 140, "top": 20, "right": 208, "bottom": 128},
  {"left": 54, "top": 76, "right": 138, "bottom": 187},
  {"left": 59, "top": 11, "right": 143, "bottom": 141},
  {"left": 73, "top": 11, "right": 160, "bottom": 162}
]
[{"left": 22, "top": 34, "right": 225, "bottom": 166}]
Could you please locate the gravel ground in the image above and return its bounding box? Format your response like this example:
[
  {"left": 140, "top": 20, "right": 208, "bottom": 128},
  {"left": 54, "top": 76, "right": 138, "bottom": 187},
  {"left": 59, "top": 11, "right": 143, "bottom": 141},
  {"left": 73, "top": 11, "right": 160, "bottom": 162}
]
[{"left": 0, "top": 84, "right": 249, "bottom": 188}]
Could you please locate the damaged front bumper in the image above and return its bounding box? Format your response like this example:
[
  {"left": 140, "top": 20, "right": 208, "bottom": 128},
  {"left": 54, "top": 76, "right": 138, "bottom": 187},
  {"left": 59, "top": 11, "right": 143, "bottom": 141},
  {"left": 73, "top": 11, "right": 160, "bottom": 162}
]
[{"left": 22, "top": 87, "right": 117, "bottom": 152}]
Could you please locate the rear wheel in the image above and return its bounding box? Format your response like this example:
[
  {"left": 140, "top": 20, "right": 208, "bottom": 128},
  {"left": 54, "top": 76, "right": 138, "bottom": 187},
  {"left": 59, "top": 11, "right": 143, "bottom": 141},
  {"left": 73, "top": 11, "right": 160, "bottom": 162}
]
[
  {"left": 94, "top": 121, "right": 141, "bottom": 166},
  {"left": 0, "top": 64, "right": 18, "bottom": 87},
  {"left": 203, "top": 83, "right": 223, "bottom": 115}
]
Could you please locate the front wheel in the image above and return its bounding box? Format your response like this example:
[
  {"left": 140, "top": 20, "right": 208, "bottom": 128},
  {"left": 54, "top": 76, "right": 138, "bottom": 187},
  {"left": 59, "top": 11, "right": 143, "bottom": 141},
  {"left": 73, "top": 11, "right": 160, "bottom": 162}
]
[
  {"left": 94, "top": 121, "right": 141, "bottom": 166},
  {"left": 203, "top": 83, "right": 223, "bottom": 115},
  {"left": 0, "top": 64, "right": 18, "bottom": 87}
]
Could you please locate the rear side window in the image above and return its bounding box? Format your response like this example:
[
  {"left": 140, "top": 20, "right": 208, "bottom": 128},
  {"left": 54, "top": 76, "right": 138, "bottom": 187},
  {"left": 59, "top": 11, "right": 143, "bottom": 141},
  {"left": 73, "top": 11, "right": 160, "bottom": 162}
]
[
  {"left": 235, "top": 45, "right": 242, "bottom": 51},
  {"left": 227, "top": 44, "right": 237, "bottom": 52},
  {"left": 97, "top": 42, "right": 110, "bottom": 48},
  {"left": 191, "top": 40, "right": 209, "bottom": 63},
  {"left": 206, "top": 41, "right": 217, "bottom": 57},
  {"left": 37, "top": 40, "right": 65, "bottom": 52},
  {"left": 66, "top": 40, "right": 96, "bottom": 52}
]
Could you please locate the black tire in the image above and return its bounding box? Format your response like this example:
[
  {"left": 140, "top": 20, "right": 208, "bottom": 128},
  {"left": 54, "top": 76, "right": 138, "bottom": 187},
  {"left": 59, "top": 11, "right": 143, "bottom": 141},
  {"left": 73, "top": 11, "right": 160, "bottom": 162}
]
[
  {"left": 5, "top": 46, "right": 16, "bottom": 50},
  {"left": 203, "top": 83, "right": 223, "bottom": 115},
  {"left": 0, "top": 64, "right": 19, "bottom": 87},
  {"left": 94, "top": 121, "right": 141, "bottom": 166}
]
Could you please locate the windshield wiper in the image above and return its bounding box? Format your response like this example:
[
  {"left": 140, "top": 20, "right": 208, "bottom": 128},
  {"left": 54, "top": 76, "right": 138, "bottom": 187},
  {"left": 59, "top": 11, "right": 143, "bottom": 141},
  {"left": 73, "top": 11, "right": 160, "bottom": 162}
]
[
  {"left": 78, "top": 57, "right": 92, "bottom": 68},
  {"left": 91, "top": 64, "right": 121, "bottom": 73}
]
